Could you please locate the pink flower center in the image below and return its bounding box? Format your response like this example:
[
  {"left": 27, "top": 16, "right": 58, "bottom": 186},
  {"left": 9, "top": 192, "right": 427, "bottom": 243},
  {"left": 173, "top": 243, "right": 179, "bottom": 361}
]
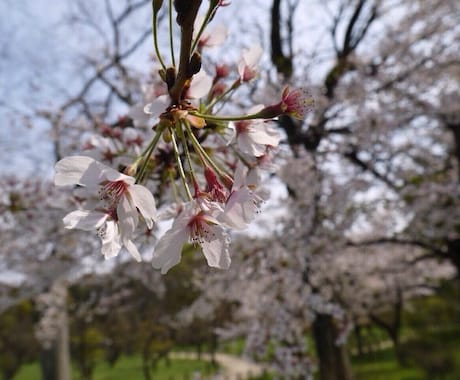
[
  {"left": 99, "top": 180, "right": 128, "bottom": 208},
  {"left": 204, "top": 167, "right": 228, "bottom": 203},
  {"left": 281, "top": 88, "right": 313, "bottom": 119},
  {"left": 242, "top": 67, "right": 256, "bottom": 82},
  {"left": 188, "top": 213, "right": 215, "bottom": 244},
  {"left": 235, "top": 120, "right": 251, "bottom": 134}
]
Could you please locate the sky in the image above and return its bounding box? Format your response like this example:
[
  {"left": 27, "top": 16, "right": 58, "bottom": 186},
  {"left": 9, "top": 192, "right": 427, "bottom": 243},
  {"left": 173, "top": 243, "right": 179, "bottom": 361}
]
[
  {"left": 0, "top": 0, "right": 337, "bottom": 178},
  {"left": 0, "top": 0, "right": 70, "bottom": 176}
]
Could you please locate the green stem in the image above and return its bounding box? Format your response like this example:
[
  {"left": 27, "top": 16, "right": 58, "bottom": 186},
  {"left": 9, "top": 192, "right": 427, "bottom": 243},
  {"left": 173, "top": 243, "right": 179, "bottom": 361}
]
[
  {"left": 189, "top": 111, "right": 263, "bottom": 122},
  {"left": 177, "top": 120, "right": 198, "bottom": 184},
  {"left": 153, "top": 7, "right": 167, "bottom": 70},
  {"left": 205, "top": 80, "right": 239, "bottom": 113},
  {"left": 169, "top": 171, "right": 180, "bottom": 204},
  {"left": 190, "top": 2, "right": 216, "bottom": 53},
  {"left": 184, "top": 123, "right": 227, "bottom": 178},
  {"left": 168, "top": 0, "right": 175, "bottom": 67},
  {"left": 135, "top": 125, "right": 165, "bottom": 183},
  {"left": 170, "top": 127, "right": 193, "bottom": 201}
]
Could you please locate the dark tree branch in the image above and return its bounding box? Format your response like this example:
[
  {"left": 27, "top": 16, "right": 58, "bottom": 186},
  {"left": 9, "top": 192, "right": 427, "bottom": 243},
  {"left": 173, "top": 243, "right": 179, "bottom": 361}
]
[{"left": 270, "top": 0, "right": 293, "bottom": 77}]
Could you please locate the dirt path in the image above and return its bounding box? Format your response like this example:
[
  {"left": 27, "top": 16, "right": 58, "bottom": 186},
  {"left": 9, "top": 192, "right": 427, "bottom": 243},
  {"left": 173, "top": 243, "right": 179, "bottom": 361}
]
[{"left": 171, "top": 352, "right": 265, "bottom": 379}]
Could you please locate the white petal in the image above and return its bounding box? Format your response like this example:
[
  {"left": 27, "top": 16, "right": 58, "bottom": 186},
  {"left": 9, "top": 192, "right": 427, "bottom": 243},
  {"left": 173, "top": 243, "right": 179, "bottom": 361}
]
[
  {"left": 129, "top": 184, "right": 157, "bottom": 229},
  {"left": 117, "top": 195, "right": 139, "bottom": 238},
  {"left": 62, "top": 210, "right": 108, "bottom": 230},
  {"left": 55, "top": 156, "right": 134, "bottom": 188},
  {"left": 202, "top": 24, "right": 227, "bottom": 47},
  {"left": 54, "top": 156, "right": 96, "bottom": 186},
  {"left": 238, "top": 134, "right": 266, "bottom": 157},
  {"left": 243, "top": 44, "right": 263, "bottom": 67},
  {"left": 152, "top": 227, "right": 189, "bottom": 274},
  {"left": 188, "top": 70, "right": 213, "bottom": 99},
  {"left": 225, "top": 123, "right": 237, "bottom": 145},
  {"left": 101, "top": 220, "right": 122, "bottom": 259},
  {"left": 201, "top": 227, "right": 231, "bottom": 269},
  {"left": 129, "top": 104, "right": 151, "bottom": 127},
  {"left": 222, "top": 188, "right": 256, "bottom": 230},
  {"left": 233, "top": 161, "right": 247, "bottom": 190},
  {"left": 99, "top": 167, "right": 135, "bottom": 184},
  {"left": 246, "top": 167, "right": 261, "bottom": 188},
  {"left": 123, "top": 239, "right": 142, "bottom": 262},
  {"left": 247, "top": 124, "right": 280, "bottom": 147},
  {"left": 144, "top": 95, "right": 170, "bottom": 116}
]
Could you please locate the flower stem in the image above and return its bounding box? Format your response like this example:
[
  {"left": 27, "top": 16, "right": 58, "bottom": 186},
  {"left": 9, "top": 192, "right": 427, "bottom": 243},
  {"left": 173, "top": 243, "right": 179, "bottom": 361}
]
[
  {"left": 189, "top": 111, "right": 263, "bottom": 122},
  {"left": 205, "top": 80, "right": 239, "bottom": 113},
  {"left": 190, "top": 1, "right": 216, "bottom": 53},
  {"left": 177, "top": 120, "right": 198, "bottom": 184},
  {"left": 153, "top": 4, "right": 167, "bottom": 71},
  {"left": 135, "top": 124, "right": 165, "bottom": 183},
  {"left": 184, "top": 123, "right": 228, "bottom": 178},
  {"left": 170, "top": 127, "right": 193, "bottom": 201},
  {"left": 168, "top": 0, "right": 176, "bottom": 67}
]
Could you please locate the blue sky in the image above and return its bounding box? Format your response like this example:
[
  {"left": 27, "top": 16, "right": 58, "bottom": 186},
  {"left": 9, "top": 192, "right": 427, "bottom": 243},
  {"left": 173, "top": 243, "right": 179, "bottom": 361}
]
[{"left": 0, "top": 0, "right": 342, "bottom": 177}]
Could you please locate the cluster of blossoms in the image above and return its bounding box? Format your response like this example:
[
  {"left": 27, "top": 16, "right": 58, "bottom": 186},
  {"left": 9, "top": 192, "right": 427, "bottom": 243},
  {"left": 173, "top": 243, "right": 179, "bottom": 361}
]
[
  {"left": 35, "top": 282, "right": 68, "bottom": 349},
  {"left": 55, "top": 0, "right": 313, "bottom": 273}
]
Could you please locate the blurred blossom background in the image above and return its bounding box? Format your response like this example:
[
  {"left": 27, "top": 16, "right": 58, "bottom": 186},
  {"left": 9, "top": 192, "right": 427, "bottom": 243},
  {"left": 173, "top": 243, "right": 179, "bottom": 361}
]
[{"left": 1, "top": 1, "right": 459, "bottom": 379}]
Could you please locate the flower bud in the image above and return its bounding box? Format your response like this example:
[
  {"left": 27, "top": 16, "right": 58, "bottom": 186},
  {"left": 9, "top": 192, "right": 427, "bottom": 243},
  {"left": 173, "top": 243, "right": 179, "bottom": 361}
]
[
  {"left": 215, "top": 64, "right": 229, "bottom": 79},
  {"left": 153, "top": 0, "right": 164, "bottom": 13},
  {"left": 165, "top": 67, "right": 176, "bottom": 90},
  {"left": 188, "top": 52, "right": 202, "bottom": 78},
  {"left": 174, "top": 0, "right": 202, "bottom": 26}
]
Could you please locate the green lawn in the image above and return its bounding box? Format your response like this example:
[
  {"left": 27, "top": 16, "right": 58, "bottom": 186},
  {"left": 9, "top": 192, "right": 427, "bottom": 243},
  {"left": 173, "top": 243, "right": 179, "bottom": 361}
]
[
  {"left": 13, "top": 356, "right": 216, "bottom": 380},
  {"left": 352, "top": 349, "right": 423, "bottom": 380}
]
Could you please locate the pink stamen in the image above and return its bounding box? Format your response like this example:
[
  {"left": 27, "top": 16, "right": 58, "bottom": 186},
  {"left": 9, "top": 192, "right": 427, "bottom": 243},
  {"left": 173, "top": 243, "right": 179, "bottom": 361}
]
[
  {"left": 188, "top": 213, "right": 214, "bottom": 244},
  {"left": 99, "top": 180, "right": 128, "bottom": 208}
]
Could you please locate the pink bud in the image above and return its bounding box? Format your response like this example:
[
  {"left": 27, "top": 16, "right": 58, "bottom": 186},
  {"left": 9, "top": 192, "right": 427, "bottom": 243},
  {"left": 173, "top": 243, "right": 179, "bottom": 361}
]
[{"left": 215, "top": 64, "right": 230, "bottom": 79}]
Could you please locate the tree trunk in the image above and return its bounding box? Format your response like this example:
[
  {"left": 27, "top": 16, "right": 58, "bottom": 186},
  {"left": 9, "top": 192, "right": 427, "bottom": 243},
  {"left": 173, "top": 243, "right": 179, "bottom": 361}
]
[
  {"left": 313, "top": 314, "right": 353, "bottom": 380},
  {"left": 142, "top": 336, "right": 153, "bottom": 380},
  {"left": 141, "top": 357, "right": 152, "bottom": 380},
  {"left": 55, "top": 286, "right": 71, "bottom": 380},
  {"left": 40, "top": 347, "right": 56, "bottom": 380},
  {"left": 370, "top": 289, "right": 403, "bottom": 364},
  {"left": 353, "top": 325, "right": 364, "bottom": 357}
]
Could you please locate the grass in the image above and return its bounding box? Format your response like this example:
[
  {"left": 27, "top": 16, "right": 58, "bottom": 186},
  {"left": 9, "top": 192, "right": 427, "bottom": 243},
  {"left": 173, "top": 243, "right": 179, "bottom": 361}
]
[
  {"left": 13, "top": 356, "right": 216, "bottom": 380},
  {"left": 352, "top": 349, "right": 423, "bottom": 380}
]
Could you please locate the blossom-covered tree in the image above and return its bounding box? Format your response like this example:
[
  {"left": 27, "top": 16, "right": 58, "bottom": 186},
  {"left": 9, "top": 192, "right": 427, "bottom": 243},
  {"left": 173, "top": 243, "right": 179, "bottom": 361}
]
[{"left": 2, "top": 0, "right": 459, "bottom": 379}]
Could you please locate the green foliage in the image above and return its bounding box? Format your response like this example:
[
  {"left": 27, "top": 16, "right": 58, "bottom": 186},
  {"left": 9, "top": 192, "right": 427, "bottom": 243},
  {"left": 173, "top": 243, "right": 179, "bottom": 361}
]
[
  {"left": 399, "top": 283, "right": 460, "bottom": 380},
  {"left": 352, "top": 349, "right": 423, "bottom": 380},
  {"left": 352, "top": 284, "right": 460, "bottom": 380},
  {"left": 0, "top": 301, "right": 39, "bottom": 380},
  {"left": 13, "top": 356, "right": 215, "bottom": 380}
]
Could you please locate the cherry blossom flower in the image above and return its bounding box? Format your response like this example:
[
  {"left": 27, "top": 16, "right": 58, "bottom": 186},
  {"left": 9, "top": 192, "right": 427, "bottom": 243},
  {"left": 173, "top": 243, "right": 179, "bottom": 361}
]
[
  {"left": 215, "top": 64, "right": 230, "bottom": 79},
  {"left": 151, "top": 201, "right": 231, "bottom": 274},
  {"left": 238, "top": 45, "right": 263, "bottom": 82},
  {"left": 54, "top": 156, "right": 157, "bottom": 261},
  {"left": 144, "top": 94, "right": 170, "bottom": 118},
  {"left": 280, "top": 87, "right": 314, "bottom": 119},
  {"left": 198, "top": 23, "right": 228, "bottom": 48},
  {"left": 81, "top": 134, "right": 119, "bottom": 163},
  {"left": 186, "top": 69, "right": 213, "bottom": 99},
  {"left": 258, "top": 86, "right": 314, "bottom": 120},
  {"left": 228, "top": 106, "right": 281, "bottom": 157},
  {"left": 220, "top": 163, "right": 269, "bottom": 230}
]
